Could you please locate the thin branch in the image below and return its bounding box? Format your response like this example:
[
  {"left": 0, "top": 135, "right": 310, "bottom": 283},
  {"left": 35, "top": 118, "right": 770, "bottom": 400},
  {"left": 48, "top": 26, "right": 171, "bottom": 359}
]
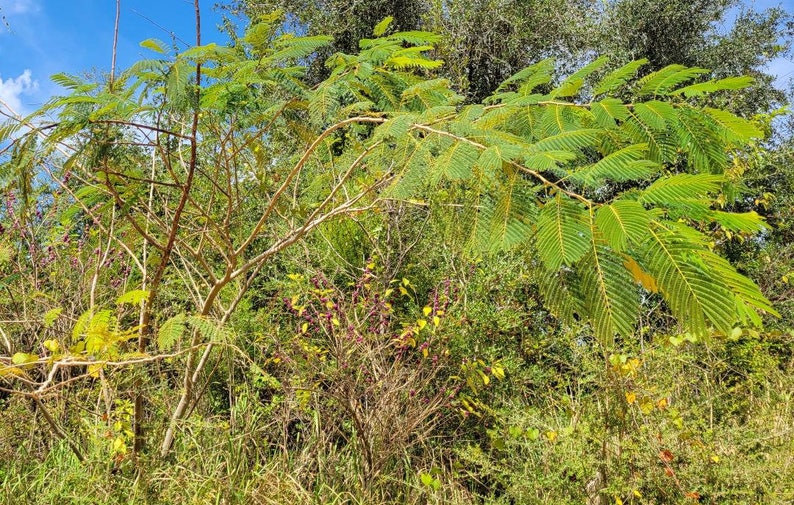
[
  {"left": 35, "top": 398, "right": 85, "bottom": 463},
  {"left": 109, "top": 0, "right": 121, "bottom": 89}
]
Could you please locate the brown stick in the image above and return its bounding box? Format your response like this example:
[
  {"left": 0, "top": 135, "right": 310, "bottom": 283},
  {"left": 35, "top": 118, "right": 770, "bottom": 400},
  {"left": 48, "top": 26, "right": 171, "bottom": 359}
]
[{"left": 35, "top": 398, "right": 85, "bottom": 463}]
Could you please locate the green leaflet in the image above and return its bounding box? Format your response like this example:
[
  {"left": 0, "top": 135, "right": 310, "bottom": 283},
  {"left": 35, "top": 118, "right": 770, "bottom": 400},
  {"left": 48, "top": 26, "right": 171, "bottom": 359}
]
[
  {"left": 704, "top": 108, "right": 763, "bottom": 143},
  {"left": 595, "top": 201, "right": 649, "bottom": 252},
  {"left": 157, "top": 314, "right": 186, "bottom": 351},
  {"left": 569, "top": 143, "right": 657, "bottom": 187},
  {"left": 637, "top": 65, "right": 709, "bottom": 96},
  {"left": 639, "top": 174, "right": 723, "bottom": 207},
  {"left": 580, "top": 245, "right": 640, "bottom": 341},
  {"left": 528, "top": 128, "right": 601, "bottom": 154},
  {"left": 434, "top": 141, "right": 479, "bottom": 181},
  {"left": 643, "top": 224, "right": 737, "bottom": 335},
  {"left": 536, "top": 194, "right": 591, "bottom": 270},
  {"left": 593, "top": 59, "right": 648, "bottom": 95},
  {"left": 672, "top": 76, "right": 755, "bottom": 97},
  {"left": 483, "top": 178, "right": 537, "bottom": 252},
  {"left": 537, "top": 268, "right": 584, "bottom": 326}
]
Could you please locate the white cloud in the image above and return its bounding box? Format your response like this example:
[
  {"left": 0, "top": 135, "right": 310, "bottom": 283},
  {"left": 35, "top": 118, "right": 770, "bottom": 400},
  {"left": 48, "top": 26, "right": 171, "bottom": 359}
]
[
  {"left": 0, "top": 0, "right": 38, "bottom": 15},
  {"left": 0, "top": 69, "right": 38, "bottom": 115}
]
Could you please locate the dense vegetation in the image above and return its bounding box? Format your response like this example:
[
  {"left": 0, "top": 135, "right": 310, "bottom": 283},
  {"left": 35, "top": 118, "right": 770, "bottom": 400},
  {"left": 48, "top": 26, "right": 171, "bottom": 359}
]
[{"left": 1, "top": 1, "right": 792, "bottom": 503}]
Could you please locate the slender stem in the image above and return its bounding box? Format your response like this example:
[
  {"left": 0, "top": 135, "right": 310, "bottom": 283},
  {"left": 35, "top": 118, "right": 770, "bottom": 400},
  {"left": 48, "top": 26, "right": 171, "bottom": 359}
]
[
  {"left": 150, "top": 0, "right": 203, "bottom": 457},
  {"left": 35, "top": 398, "right": 85, "bottom": 463},
  {"left": 109, "top": 0, "right": 121, "bottom": 89}
]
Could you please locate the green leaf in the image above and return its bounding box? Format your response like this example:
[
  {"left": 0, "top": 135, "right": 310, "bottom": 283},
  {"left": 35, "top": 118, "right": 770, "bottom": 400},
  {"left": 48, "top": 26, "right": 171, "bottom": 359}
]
[
  {"left": 537, "top": 269, "right": 584, "bottom": 325},
  {"left": 700, "top": 252, "right": 779, "bottom": 320},
  {"left": 639, "top": 174, "right": 723, "bottom": 207},
  {"left": 703, "top": 108, "right": 763, "bottom": 142},
  {"left": 552, "top": 55, "right": 609, "bottom": 98},
  {"left": 529, "top": 128, "right": 600, "bottom": 154},
  {"left": 580, "top": 245, "right": 639, "bottom": 341},
  {"left": 672, "top": 76, "right": 754, "bottom": 97},
  {"left": 674, "top": 107, "right": 728, "bottom": 172},
  {"left": 187, "top": 316, "right": 225, "bottom": 342},
  {"left": 594, "top": 59, "right": 648, "bottom": 95},
  {"left": 595, "top": 201, "right": 649, "bottom": 252},
  {"left": 435, "top": 141, "right": 479, "bottom": 181},
  {"left": 637, "top": 65, "right": 709, "bottom": 96},
  {"left": 570, "top": 144, "right": 657, "bottom": 187},
  {"left": 158, "top": 314, "right": 186, "bottom": 351},
  {"left": 496, "top": 58, "right": 555, "bottom": 93},
  {"left": 72, "top": 310, "right": 93, "bottom": 342},
  {"left": 485, "top": 180, "right": 536, "bottom": 251},
  {"left": 43, "top": 308, "right": 63, "bottom": 328},
  {"left": 373, "top": 16, "right": 394, "bottom": 37},
  {"left": 140, "top": 38, "right": 168, "bottom": 54},
  {"left": 708, "top": 210, "right": 768, "bottom": 233},
  {"left": 116, "top": 290, "right": 150, "bottom": 306},
  {"left": 389, "top": 138, "right": 433, "bottom": 198},
  {"left": 643, "top": 224, "right": 737, "bottom": 335},
  {"left": 536, "top": 194, "right": 591, "bottom": 269}
]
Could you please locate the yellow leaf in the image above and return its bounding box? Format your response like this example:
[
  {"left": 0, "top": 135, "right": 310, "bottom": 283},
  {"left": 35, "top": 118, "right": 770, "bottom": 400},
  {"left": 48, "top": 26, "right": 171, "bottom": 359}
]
[
  {"left": 325, "top": 301, "right": 334, "bottom": 309},
  {"left": 545, "top": 430, "right": 558, "bottom": 442},
  {"left": 88, "top": 363, "right": 103, "bottom": 378},
  {"left": 433, "top": 316, "right": 441, "bottom": 327},
  {"left": 614, "top": 497, "right": 623, "bottom": 505},
  {"left": 399, "top": 286, "right": 408, "bottom": 296},
  {"left": 710, "top": 455, "right": 720, "bottom": 464},
  {"left": 301, "top": 322, "right": 308, "bottom": 334},
  {"left": 657, "top": 397, "right": 668, "bottom": 410},
  {"left": 624, "top": 256, "right": 658, "bottom": 293},
  {"left": 625, "top": 391, "right": 636, "bottom": 404},
  {"left": 11, "top": 352, "right": 38, "bottom": 368},
  {"left": 43, "top": 340, "right": 60, "bottom": 353},
  {"left": 0, "top": 365, "right": 26, "bottom": 377},
  {"left": 113, "top": 436, "right": 127, "bottom": 454},
  {"left": 423, "top": 306, "right": 432, "bottom": 317},
  {"left": 491, "top": 365, "right": 505, "bottom": 380},
  {"left": 331, "top": 318, "right": 340, "bottom": 326},
  {"left": 633, "top": 490, "right": 642, "bottom": 498},
  {"left": 417, "top": 319, "right": 427, "bottom": 330},
  {"left": 479, "top": 370, "right": 490, "bottom": 385}
]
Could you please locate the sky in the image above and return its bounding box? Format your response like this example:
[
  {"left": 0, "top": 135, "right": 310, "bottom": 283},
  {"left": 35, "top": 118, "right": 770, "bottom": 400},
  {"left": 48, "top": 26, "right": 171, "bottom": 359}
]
[
  {"left": 0, "top": 0, "right": 793, "bottom": 117},
  {"left": 0, "top": 0, "right": 229, "bottom": 115}
]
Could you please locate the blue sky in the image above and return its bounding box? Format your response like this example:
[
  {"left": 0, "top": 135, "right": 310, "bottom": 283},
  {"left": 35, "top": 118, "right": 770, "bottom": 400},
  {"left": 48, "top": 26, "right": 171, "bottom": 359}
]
[
  {"left": 0, "top": 0, "right": 228, "bottom": 115},
  {"left": 0, "top": 0, "right": 793, "bottom": 117}
]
